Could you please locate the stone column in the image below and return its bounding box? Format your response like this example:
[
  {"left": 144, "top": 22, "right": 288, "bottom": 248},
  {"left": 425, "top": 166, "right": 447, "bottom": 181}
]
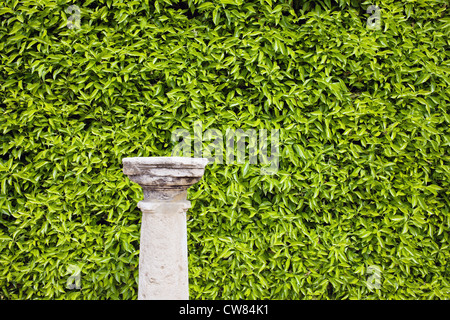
[{"left": 122, "top": 157, "right": 208, "bottom": 300}]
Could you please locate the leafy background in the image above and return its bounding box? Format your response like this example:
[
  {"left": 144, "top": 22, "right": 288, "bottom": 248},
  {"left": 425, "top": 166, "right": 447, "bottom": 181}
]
[{"left": 0, "top": 0, "right": 449, "bottom": 299}]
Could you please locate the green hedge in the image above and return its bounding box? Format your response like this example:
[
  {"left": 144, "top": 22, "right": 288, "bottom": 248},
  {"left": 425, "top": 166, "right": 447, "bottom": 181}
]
[{"left": 1, "top": 0, "right": 449, "bottom": 299}]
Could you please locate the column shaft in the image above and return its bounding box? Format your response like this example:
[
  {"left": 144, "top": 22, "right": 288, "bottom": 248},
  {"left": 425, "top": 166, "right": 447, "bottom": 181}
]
[{"left": 138, "top": 202, "right": 190, "bottom": 300}]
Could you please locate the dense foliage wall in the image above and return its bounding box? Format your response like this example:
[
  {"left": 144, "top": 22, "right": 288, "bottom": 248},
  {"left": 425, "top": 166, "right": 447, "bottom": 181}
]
[{"left": 1, "top": 0, "right": 449, "bottom": 299}]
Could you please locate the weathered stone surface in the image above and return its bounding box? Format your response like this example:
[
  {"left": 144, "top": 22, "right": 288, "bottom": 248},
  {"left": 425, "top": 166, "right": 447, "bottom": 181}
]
[
  {"left": 122, "top": 157, "right": 208, "bottom": 300},
  {"left": 123, "top": 157, "right": 208, "bottom": 186}
]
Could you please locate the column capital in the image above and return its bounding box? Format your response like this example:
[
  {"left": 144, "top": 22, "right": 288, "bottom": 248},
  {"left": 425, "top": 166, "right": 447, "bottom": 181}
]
[
  {"left": 137, "top": 201, "right": 191, "bottom": 214},
  {"left": 123, "top": 157, "right": 209, "bottom": 202}
]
